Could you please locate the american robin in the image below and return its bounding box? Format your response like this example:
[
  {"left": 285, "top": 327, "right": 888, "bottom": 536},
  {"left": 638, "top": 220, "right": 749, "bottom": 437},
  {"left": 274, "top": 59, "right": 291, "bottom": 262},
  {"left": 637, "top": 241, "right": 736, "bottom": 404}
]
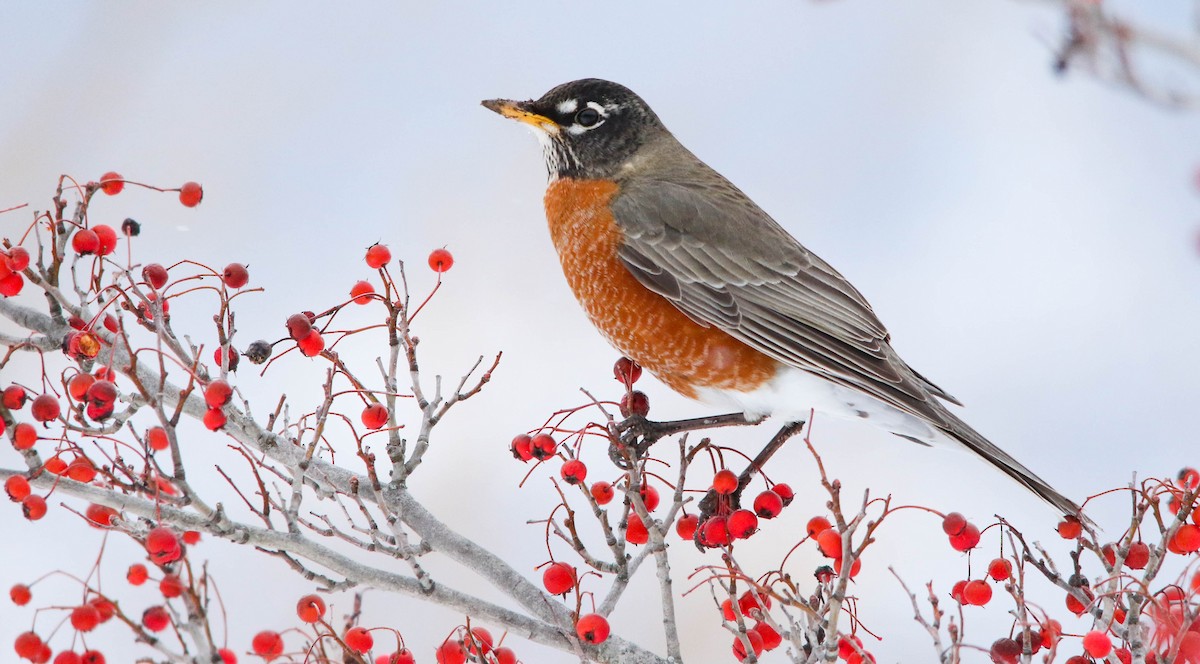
[{"left": 483, "top": 79, "right": 1080, "bottom": 518}]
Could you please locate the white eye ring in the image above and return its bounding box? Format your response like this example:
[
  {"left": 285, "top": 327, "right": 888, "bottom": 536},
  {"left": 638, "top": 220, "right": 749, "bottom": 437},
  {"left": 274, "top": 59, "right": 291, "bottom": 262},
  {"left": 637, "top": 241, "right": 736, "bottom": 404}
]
[{"left": 566, "top": 101, "right": 607, "bottom": 135}]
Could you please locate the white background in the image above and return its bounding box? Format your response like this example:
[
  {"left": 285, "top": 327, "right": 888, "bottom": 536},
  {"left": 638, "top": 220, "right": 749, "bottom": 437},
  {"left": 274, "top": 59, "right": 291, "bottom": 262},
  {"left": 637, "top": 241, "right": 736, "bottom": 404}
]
[{"left": 1, "top": 2, "right": 1198, "bottom": 662}]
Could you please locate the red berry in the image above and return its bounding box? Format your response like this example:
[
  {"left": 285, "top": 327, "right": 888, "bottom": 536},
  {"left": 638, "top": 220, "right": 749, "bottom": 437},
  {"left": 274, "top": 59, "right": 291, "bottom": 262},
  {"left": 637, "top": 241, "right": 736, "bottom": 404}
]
[
  {"left": 12, "top": 423, "right": 37, "bottom": 450},
  {"left": 962, "top": 579, "right": 993, "bottom": 606},
  {"left": 728, "top": 509, "right": 759, "bottom": 539},
  {"left": 361, "top": 403, "right": 388, "bottom": 430},
  {"left": 55, "top": 651, "right": 82, "bottom": 664},
  {"left": 721, "top": 598, "right": 738, "bottom": 621},
  {"left": 738, "top": 590, "right": 772, "bottom": 617},
  {"left": 3, "top": 385, "right": 28, "bottom": 409},
  {"left": 838, "top": 635, "right": 863, "bottom": 659},
  {"left": 732, "top": 629, "right": 764, "bottom": 661},
  {"left": 127, "top": 564, "right": 148, "bottom": 585},
  {"left": 834, "top": 556, "right": 862, "bottom": 578},
  {"left": 88, "top": 596, "right": 115, "bottom": 623},
  {"left": 639, "top": 484, "right": 660, "bottom": 511},
  {"left": 510, "top": 434, "right": 533, "bottom": 462},
  {"left": 296, "top": 594, "right": 326, "bottom": 623},
  {"left": 178, "top": 182, "right": 203, "bottom": 207},
  {"left": 942, "top": 512, "right": 967, "bottom": 536},
  {"left": 10, "top": 583, "right": 31, "bottom": 605},
  {"left": 753, "top": 622, "right": 782, "bottom": 651},
  {"left": 989, "top": 637, "right": 1021, "bottom": 664},
  {"left": 286, "top": 313, "right": 313, "bottom": 340},
  {"left": 182, "top": 530, "right": 200, "bottom": 545},
  {"left": 618, "top": 390, "right": 649, "bottom": 417},
  {"left": 435, "top": 640, "right": 466, "bottom": 664},
  {"left": 138, "top": 292, "right": 170, "bottom": 320},
  {"left": 4, "top": 475, "right": 30, "bottom": 501},
  {"left": 99, "top": 172, "right": 124, "bottom": 195},
  {"left": 816, "top": 528, "right": 842, "bottom": 558},
  {"left": 251, "top": 630, "right": 284, "bottom": 659},
  {"left": 217, "top": 649, "right": 236, "bottom": 664},
  {"left": 22, "top": 494, "right": 47, "bottom": 520},
  {"left": 1181, "top": 467, "right": 1200, "bottom": 489},
  {"left": 43, "top": 456, "right": 68, "bottom": 475},
  {"left": 700, "top": 515, "right": 730, "bottom": 547},
  {"left": 142, "top": 263, "right": 169, "bottom": 289},
  {"left": 159, "top": 574, "right": 184, "bottom": 598},
  {"left": 146, "top": 526, "right": 182, "bottom": 564},
  {"left": 561, "top": 459, "right": 588, "bottom": 484},
  {"left": 222, "top": 263, "right": 249, "bottom": 288},
  {"left": 344, "top": 627, "right": 373, "bottom": 653},
  {"left": 379, "top": 650, "right": 416, "bottom": 664},
  {"left": 93, "top": 225, "right": 117, "bottom": 256},
  {"left": 365, "top": 244, "right": 391, "bottom": 269},
  {"left": 1172, "top": 524, "right": 1200, "bottom": 553},
  {"left": 712, "top": 469, "right": 739, "bottom": 495},
  {"left": 753, "top": 490, "right": 784, "bottom": 518},
  {"left": 1082, "top": 630, "right": 1112, "bottom": 659},
  {"left": 68, "top": 373, "right": 95, "bottom": 401},
  {"left": 428, "top": 248, "right": 454, "bottom": 272},
  {"left": 0, "top": 272, "right": 23, "bottom": 297},
  {"left": 987, "top": 558, "right": 1012, "bottom": 582},
  {"left": 5, "top": 247, "right": 30, "bottom": 272},
  {"left": 1057, "top": 516, "right": 1082, "bottom": 539},
  {"left": 84, "top": 503, "right": 118, "bottom": 527},
  {"left": 768, "top": 483, "right": 794, "bottom": 504},
  {"left": 67, "top": 458, "right": 97, "bottom": 483},
  {"left": 142, "top": 605, "right": 170, "bottom": 632},
  {"left": 806, "top": 516, "right": 832, "bottom": 537},
  {"left": 613, "top": 356, "right": 642, "bottom": 386},
  {"left": 147, "top": 426, "right": 170, "bottom": 451},
  {"left": 529, "top": 433, "right": 557, "bottom": 460},
  {"left": 590, "top": 481, "right": 614, "bottom": 505},
  {"left": 30, "top": 395, "right": 59, "bottom": 423},
  {"left": 14, "top": 631, "right": 42, "bottom": 659},
  {"left": 542, "top": 561, "right": 576, "bottom": 595},
  {"left": 205, "top": 379, "right": 233, "bottom": 408},
  {"left": 72, "top": 229, "right": 100, "bottom": 255},
  {"left": 297, "top": 331, "right": 325, "bottom": 357},
  {"left": 575, "top": 613, "right": 610, "bottom": 644},
  {"left": 949, "top": 523, "right": 981, "bottom": 552},
  {"left": 1126, "top": 541, "right": 1150, "bottom": 569},
  {"left": 350, "top": 279, "right": 375, "bottom": 304},
  {"left": 676, "top": 513, "right": 698, "bottom": 540},
  {"left": 465, "top": 627, "right": 493, "bottom": 656},
  {"left": 626, "top": 513, "right": 649, "bottom": 544},
  {"left": 492, "top": 647, "right": 515, "bottom": 664},
  {"left": 86, "top": 379, "right": 117, "bottom": 405},
  {"left": 71, "top": 604, "right": 102, "bottom": 632},
  {"left": 203, "top": 407, "right": 227, "bottom": 431}
]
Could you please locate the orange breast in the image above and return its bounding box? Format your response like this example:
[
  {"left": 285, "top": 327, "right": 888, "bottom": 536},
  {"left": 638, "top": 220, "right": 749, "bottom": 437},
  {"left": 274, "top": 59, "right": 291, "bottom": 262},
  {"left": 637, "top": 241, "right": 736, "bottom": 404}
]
[{"left": 544, "top": 178, "right": 779, "bottom": 398}]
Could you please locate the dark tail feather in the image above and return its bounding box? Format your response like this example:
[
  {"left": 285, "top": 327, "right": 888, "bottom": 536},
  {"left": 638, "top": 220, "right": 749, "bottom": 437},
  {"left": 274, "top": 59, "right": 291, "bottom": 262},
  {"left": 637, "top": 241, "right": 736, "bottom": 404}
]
[{"left": 936, "top": 408, "right": 1086, "bottom": 523}]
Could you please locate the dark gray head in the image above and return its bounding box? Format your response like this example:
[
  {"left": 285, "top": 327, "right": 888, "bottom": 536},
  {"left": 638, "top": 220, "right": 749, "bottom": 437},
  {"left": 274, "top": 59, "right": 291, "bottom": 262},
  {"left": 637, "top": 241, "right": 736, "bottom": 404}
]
[{"left": 483, "top": 79, "right": 670, "bottom": 180}]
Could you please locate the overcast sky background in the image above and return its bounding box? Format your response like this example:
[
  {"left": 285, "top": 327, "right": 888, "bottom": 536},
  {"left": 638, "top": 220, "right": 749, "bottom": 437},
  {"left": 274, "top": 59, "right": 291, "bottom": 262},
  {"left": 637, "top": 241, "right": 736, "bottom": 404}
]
[{"left": 2, "top": 2, "right": 1198, "bottom": 662}]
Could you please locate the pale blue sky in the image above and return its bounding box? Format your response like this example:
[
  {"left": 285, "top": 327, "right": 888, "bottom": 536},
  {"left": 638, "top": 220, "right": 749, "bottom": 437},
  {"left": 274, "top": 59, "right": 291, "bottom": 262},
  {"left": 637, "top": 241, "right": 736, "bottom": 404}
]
[{"left": 2, "top": 2, "right": 1197, "bottom": 661}]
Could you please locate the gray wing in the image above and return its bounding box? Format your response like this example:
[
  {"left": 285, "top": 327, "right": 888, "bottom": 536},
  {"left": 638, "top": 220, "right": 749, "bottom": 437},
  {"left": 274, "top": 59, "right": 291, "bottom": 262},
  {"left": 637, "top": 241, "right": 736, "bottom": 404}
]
[
  {"left": 610, "top": 174, "right": 961, "bottom": 417},
  {"left": 609, "top": 173, "right": 1085, "bottom": 519}
]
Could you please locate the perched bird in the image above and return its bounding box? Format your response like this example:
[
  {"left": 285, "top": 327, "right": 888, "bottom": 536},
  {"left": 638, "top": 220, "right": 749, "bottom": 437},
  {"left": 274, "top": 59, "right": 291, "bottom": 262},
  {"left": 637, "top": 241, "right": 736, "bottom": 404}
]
[{"left": 483, "top": 78, "right": 1080, "bottom": 518}]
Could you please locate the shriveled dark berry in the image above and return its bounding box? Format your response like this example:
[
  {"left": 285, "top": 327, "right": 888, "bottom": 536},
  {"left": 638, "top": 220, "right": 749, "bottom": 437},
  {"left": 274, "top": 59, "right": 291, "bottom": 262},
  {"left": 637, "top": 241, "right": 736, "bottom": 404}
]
[{"left": 244, "top": 340, "right": 272, "bottom": 365}]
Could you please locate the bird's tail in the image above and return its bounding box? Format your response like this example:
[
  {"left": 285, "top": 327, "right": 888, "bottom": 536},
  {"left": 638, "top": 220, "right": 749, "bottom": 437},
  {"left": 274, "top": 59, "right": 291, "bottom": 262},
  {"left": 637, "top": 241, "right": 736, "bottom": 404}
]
[{"left": 934, "top": 407, "right": 1085, "bottom": 522}]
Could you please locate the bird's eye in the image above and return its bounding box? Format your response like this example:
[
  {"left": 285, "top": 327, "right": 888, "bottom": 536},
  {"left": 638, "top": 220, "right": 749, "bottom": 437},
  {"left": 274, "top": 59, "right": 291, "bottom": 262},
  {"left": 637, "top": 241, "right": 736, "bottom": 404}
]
[{"left": 575, "top": 108, "right": 601, "bottom": 127}]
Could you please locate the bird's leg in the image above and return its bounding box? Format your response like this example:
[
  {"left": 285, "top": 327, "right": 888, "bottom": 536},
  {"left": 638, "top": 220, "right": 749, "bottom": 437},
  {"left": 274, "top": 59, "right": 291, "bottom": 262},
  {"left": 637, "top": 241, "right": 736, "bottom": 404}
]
[
  {"left": 608, "top": 412, "right": 758, "bottom": 469},
  {"left": 616, "top": 412, "right": 757, "bottom": 452},
  {"left": 697, "top": 420, "right": 807, "bottom": 520}
]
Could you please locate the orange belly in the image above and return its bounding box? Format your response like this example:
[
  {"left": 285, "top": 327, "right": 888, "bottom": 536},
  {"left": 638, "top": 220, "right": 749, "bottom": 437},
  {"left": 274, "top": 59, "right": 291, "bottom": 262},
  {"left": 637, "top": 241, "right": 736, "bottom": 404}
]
[{"left": 544, "top": 178, "right": 779, "bottom": 398}]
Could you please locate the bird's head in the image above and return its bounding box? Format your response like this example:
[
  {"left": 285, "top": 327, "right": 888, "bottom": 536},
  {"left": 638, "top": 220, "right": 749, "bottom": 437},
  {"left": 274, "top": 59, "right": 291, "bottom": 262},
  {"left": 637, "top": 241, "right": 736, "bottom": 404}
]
[{"left": 483, "top": 78, "right": 667, "bottom": 181}]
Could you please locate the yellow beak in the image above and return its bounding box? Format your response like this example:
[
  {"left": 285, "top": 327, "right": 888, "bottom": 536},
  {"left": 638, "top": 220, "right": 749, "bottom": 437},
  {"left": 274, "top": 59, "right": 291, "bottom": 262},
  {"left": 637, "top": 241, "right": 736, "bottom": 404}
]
[{"left": 481, "top": 98, "right": 559, "bottom": 134}]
